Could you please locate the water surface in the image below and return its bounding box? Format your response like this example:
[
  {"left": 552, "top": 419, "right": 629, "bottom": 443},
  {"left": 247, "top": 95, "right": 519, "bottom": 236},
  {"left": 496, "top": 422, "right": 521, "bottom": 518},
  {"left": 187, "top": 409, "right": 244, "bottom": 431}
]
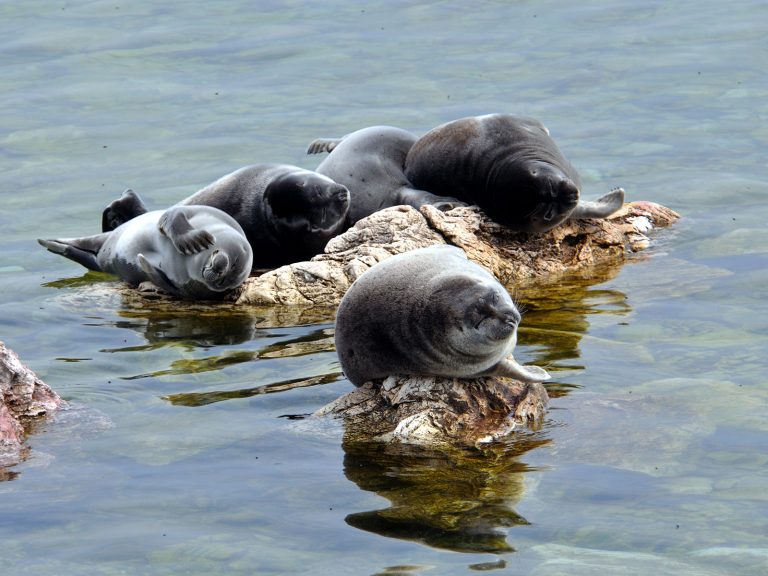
[{"left": 1, "top": 1, "right": 767, "bottom": 574}]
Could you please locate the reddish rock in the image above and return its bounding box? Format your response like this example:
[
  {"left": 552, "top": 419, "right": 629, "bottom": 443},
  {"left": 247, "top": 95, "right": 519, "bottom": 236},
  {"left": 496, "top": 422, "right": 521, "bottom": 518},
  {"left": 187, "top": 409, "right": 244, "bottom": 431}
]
[{"left": 1, "top": 341, "right": 64, "bottom": 469}]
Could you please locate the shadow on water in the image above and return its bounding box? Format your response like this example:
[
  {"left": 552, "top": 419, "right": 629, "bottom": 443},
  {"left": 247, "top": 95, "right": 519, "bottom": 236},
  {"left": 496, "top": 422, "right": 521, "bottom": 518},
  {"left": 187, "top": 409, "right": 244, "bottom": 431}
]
[{"left": 342, "top": 434, "right": 550, "bottom": 554}]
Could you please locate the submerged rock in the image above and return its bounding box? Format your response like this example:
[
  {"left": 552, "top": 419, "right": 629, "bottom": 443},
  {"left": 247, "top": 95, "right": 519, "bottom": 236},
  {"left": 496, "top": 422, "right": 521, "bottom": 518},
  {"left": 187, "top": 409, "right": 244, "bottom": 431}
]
[{"left": 1, "top": 341, "right": 64, "bottom": 470}]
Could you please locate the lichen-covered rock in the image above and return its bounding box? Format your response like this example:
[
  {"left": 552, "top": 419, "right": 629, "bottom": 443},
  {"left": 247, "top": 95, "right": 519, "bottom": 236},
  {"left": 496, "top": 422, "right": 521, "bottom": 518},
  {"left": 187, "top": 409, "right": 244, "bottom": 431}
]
[
  {"left": 234, "top": 201, "right": 679, "bottom": 307},
  {"left": 315, "top": 375, "right": 549, "bottom": 447},
  {"left": 1, "top": 341, "right": 64, "bottom": 468}
]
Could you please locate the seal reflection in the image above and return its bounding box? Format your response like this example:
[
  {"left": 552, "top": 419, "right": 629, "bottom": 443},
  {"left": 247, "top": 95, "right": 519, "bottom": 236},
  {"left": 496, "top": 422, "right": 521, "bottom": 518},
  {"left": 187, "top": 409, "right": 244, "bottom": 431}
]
[
  {"left": 342, "top": 436, "right": 549, "bottom": 554},
  {"left": 336, "top": 267, "right": 633, "bottom": 555}
]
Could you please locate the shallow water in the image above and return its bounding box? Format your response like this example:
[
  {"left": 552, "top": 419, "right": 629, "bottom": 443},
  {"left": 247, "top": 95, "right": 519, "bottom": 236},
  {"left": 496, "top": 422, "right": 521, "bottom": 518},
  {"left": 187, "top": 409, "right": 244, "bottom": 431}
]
[{"left": 2, "top": 1, "right": 767, "bottom": 574}]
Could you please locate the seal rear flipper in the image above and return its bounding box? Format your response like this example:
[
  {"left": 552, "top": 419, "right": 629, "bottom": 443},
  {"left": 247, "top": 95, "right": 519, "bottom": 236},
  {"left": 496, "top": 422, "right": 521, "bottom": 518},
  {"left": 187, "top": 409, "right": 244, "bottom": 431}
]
[
  {"left": 37, "top": 235, "right": 108, "bottom": 272},
  {"left": 137, "top": 253, "right": 181, "bottom": 296},
  {"left": 570, "top": 187, "right": 625, "bottom": 220},
  {"left": 306, "top": 137, "right": 343, "bottom": 155},
  {"left": 158, "top": 207, "right": 215, "bottom": 255},
  {"left": 102, "top": 189, "right": 149, "bottom": 232},
  {"left": 482, "top": 357, "right": 551, "bottom": 382}
]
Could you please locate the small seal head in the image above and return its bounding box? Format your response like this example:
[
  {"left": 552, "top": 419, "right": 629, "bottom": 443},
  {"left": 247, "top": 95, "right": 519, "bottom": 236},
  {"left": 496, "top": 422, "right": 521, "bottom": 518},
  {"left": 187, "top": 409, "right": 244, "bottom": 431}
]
[
  {"left": 264, "top": 170, "right": 351, "bottom": 250},
  {"left": 489, "top": 158, "right": 581, "bottom": 233}
]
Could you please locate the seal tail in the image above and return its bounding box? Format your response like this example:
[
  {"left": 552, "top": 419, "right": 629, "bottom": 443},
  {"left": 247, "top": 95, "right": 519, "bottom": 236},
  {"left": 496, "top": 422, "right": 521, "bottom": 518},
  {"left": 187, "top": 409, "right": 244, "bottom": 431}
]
[
  {"left": 37, "top": 234, "right": 109, "bottom": 272},
  {"left": 101, "top": 189, "right": 149, "bottom": 232}
]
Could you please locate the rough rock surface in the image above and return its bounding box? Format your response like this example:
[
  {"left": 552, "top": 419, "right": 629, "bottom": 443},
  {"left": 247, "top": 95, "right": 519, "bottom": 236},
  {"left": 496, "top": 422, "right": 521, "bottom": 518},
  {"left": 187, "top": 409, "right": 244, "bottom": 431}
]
[
  {"left": 233, "top": 201, "right": 679, "bottom": 307},
  {"left": 1, "top": 341, "right": 64, "bottom": 468},
  {"left": 315, "top": 376, "right": 549, "bottom": 448}
]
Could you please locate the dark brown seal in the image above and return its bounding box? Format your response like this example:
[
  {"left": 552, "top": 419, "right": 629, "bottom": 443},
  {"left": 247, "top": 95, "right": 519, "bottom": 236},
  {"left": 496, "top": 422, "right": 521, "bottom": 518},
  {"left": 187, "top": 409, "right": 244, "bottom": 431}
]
[{"left": 404, "top": 114, "right": 624, "bottom": 233}]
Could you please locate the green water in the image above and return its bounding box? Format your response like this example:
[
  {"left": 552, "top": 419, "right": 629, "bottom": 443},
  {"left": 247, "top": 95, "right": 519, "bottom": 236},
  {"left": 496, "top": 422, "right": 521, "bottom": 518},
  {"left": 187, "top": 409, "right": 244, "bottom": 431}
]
[{"left": 2, "top": 1, "right": 767, "bottom": 574}]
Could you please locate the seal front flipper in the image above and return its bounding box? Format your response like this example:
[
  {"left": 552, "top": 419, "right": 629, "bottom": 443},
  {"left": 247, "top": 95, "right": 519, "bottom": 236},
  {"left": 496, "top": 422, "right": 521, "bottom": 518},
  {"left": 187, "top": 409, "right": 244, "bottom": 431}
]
[
  {"left": 307, "top": 137, "right": 343, "bottom": 155},
  {"left": 158, "top": 207, "right": 214, "bottom": 255},
  {"left": 37, "top": 234, "right": 109, "bottom": 272},
  {"left": 396, "top": 187, "right": 467, "bottom": 212},
  {"left": 137, "top": 253, "right": 181, "bottom": 296},
  {"left": 102, "top": 189, "right": 150, "bottom": 232},
  {"left": 482, "top": 357, "right": 551, "bottom": 382},
  {"left": 570, "top": 187, "right": 625, "bottom": 220}
]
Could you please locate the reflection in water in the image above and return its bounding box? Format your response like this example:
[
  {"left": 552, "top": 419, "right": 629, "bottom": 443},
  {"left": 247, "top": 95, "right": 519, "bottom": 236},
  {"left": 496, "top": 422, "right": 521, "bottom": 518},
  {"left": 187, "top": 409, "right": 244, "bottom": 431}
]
[
  {"left": 342, "top": 435, "right": 549, "bottom": 554},
  {"left": 164, "top": 372, "right": 342, "bottom": 406},
  {"left": 514, "top": 266, "right": 631, "bottom": 396},
  {"left": 118, "top": 326, "right": 336, "bottom": 379},
  {"left": 107, "top": 313, "right": 272, "bottom": 349},
  {"left": 338, "top": 266, "right": 635, "bottom": 555},
  {"left": 48, "top": 277, "right": 338, "bottom": 376}
]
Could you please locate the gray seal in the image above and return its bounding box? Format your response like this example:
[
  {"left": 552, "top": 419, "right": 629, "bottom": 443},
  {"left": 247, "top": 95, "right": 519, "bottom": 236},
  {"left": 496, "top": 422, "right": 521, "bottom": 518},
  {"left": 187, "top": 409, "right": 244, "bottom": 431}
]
[
  {"left": 307, "top": 126, "right": 465, "bottom": 225},
  {"left": 101, "top": 164, "right": 351, "bottom": 267},
  {"left": 404, "top": 114, "right": 624, "bottom": 233},
  {"left": 39, "top": 205, "right": 253, "bottom": 300},
  {"left": 334, "top": 244, "right": 550, "bottom": 387}
]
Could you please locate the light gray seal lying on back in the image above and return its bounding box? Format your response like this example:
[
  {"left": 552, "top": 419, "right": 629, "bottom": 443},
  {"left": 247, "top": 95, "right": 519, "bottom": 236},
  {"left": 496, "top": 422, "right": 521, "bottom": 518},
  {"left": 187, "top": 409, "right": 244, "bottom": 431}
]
[
  {"left": 101, "top": 164, "right": 351, "bottom": 268},
  {"left": 334, "top": 244, "right": 550, "bottom": 387},
  {"left": 307, "top": 126, "right": 466, "bottom": 225},
  {"left": 39, "top": 205, "right": 253, "bottom": 300},
  {"left": 404, "top": 114, "right": 625, "bottom": 233}
]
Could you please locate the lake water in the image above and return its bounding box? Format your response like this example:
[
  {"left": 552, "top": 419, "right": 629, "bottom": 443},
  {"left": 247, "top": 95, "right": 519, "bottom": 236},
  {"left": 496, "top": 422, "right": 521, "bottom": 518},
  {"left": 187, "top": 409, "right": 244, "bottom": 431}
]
[{"left": 2, "top": 0, "right": 767, "bottom": 574}]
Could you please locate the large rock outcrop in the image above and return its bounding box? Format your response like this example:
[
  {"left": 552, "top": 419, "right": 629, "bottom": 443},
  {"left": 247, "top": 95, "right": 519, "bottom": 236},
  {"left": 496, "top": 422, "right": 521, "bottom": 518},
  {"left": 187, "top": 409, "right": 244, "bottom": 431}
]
[{"left": 232, "top": 201, "right": 678, "bottom": 307}]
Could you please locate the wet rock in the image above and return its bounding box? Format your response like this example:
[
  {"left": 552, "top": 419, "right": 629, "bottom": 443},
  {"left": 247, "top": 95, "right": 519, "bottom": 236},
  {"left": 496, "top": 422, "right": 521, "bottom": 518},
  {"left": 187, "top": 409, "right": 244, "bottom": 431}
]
[
  {"left": 315, "top": 375, "right": 549, "bottom": 447},
  {"left": 1, "top": 341, "right": 64, "bottom": 469},
  {"left": 234, "top": 201, "right": 679, "bottom": 307}
]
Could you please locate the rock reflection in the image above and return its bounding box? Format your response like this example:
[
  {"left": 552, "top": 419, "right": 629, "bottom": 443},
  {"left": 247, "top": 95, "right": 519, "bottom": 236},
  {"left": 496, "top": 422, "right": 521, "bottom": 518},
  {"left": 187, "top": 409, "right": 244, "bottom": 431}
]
[
  {"left": 164, "top": 372, "right": 342, "bottom": 407},
  {"left": 119, "top": 325, "right": 336, "bottom": 380},
  {"left": 342, "top": 435, "right": 548, "bottom": 554}
]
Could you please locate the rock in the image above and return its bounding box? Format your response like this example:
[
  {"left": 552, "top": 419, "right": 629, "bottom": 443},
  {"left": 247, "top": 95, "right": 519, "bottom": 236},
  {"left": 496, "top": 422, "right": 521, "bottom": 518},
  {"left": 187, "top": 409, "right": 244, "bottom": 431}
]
[
  {"left": 233, "top": 201, "right": 679, "bottom": 307},
  {"left": 315, "top": 375, "right": 549, "bottom": 448},
  {"left": 304, "top": 200, "right": 677, "bottom": 446},
  {"left": 1, "top": 341, "right": 64, "bottom": 469}
]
